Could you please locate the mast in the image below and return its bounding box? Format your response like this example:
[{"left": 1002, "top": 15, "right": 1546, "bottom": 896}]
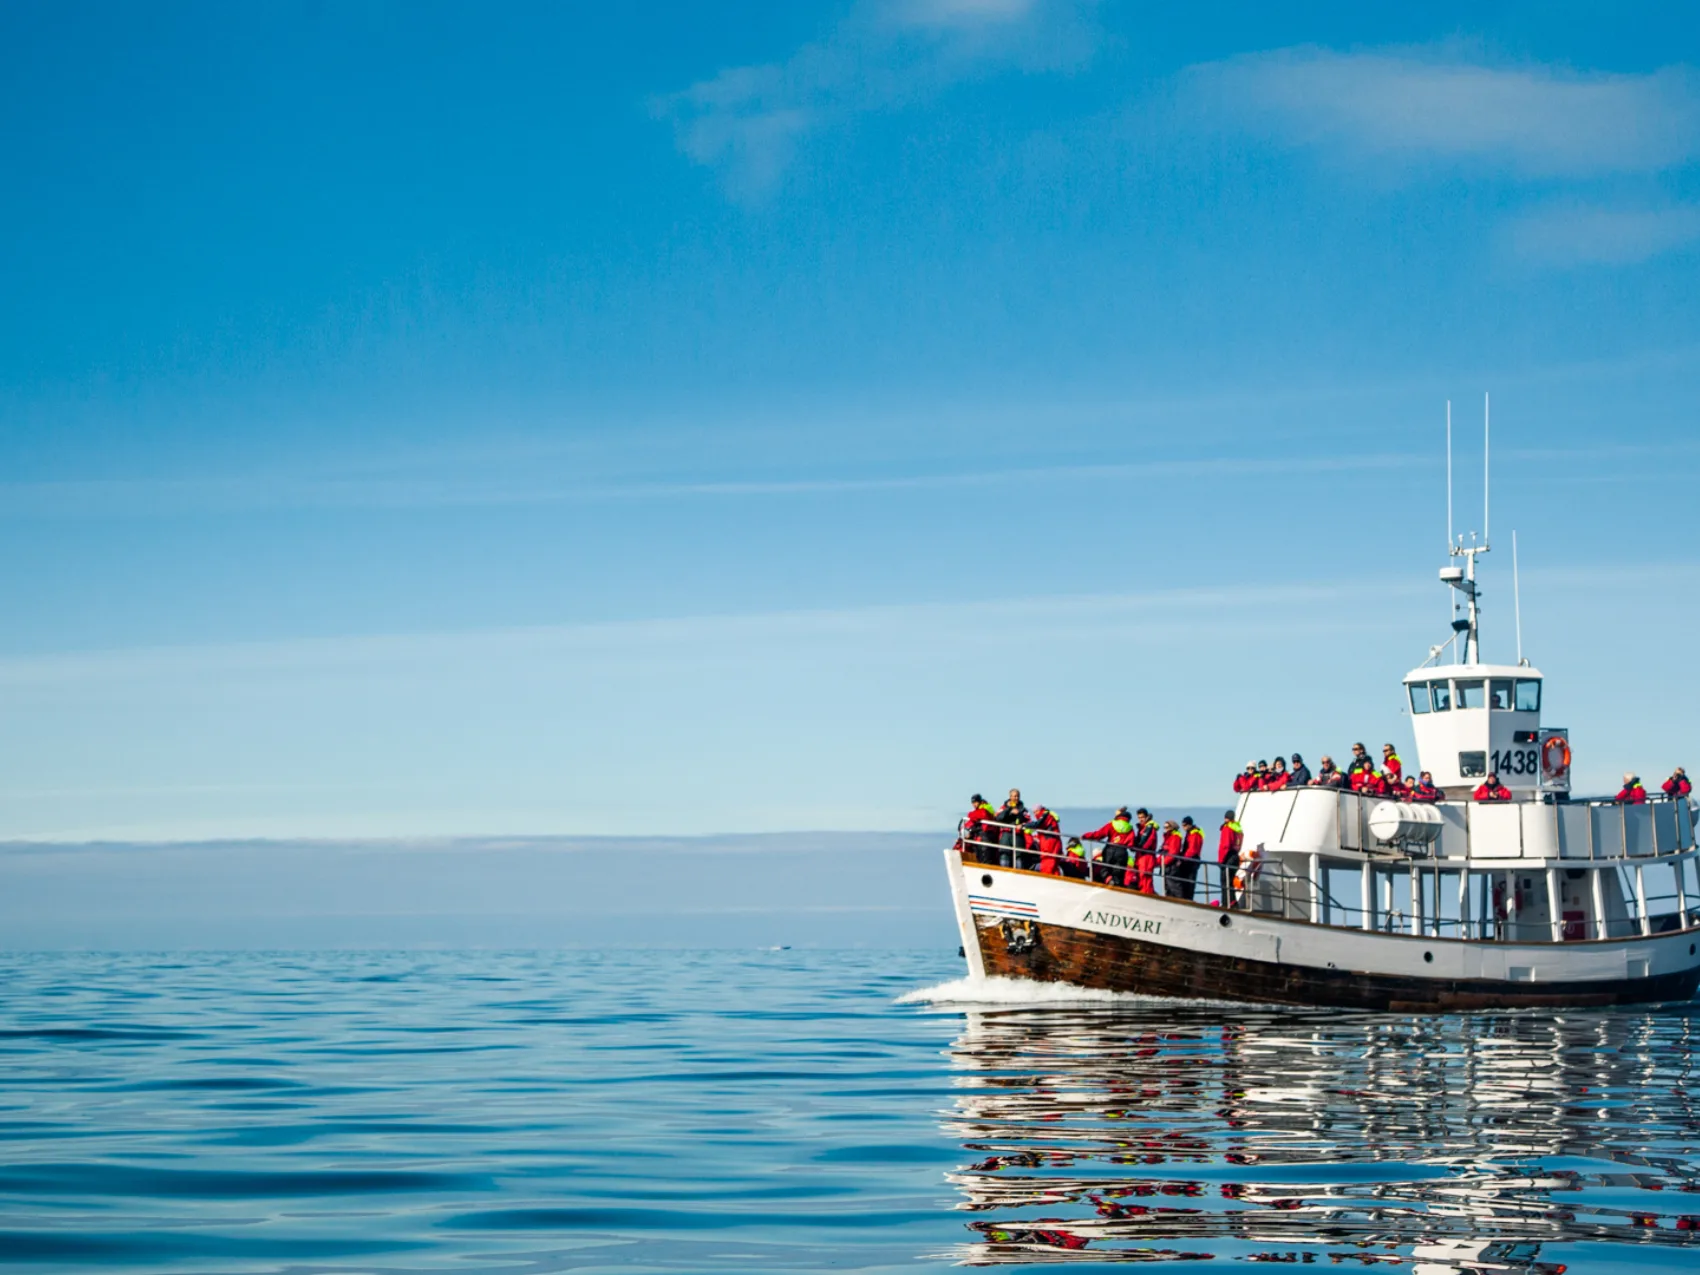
[{"left": 1441, "top": 396, "right": 1490, "bottom": 665}]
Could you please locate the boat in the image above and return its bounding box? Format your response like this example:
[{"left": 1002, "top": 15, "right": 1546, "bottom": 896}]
[{"left": 945, "top": 409, "right": 1700, "bottom": 1010}]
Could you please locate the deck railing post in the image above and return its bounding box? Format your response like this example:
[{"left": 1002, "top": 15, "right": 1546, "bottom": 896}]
[
  {"left": 1360, "top": 862, "right": 1373, "bottom": 931},
  {"left": 1546, "top": 867, "right": 1564, "bottom": 943},
  {"left": 1590, "top": 866, "right": 1609, "bottom": 940},
  {"left": 1635, "top": 864, "right": 1651, "bottom": 936},
  {"left": 1309, "top": 853, "right": 1322, "bottom": 925},
  {"left": 1459, "top": 867, "right": 1470, "bottom": 940}
]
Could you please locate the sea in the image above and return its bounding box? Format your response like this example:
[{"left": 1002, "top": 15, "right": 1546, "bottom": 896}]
[{"left": 1, "top": 949, "right": 1696, "bottom": 1273}]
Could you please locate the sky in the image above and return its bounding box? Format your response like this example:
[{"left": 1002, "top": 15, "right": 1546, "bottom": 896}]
[{"left": 2, "top": 0, "right": 1699, "bottom": 843}]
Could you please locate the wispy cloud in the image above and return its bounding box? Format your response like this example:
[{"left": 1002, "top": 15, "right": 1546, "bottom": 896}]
[
  {"left": 652, "top": 0, "right": 1095, "bottom": 198},
  {"left": 1184, "top": 48, "right": 1700, "bottom": 178},
  {"left": 1507, "top": 202, "right": 1700, "bottom": 267}
]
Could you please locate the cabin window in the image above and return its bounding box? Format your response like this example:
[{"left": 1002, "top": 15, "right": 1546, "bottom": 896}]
[
  {"left": 1459, "top": 750, "right": 1487, "bottom": 778},
  {"left": 1489, "top": 679, "right": 1514, "bottom": 710},
  {"left": 1431, "top": 682, "right": 1452, "bottom": 712},
  {"left": 1515, "top": 679, "right": 1541, "bottom": 712},
  {"left": 1408, "top": 684, "right": 1430, "bottom": 715},
  {"left": 1455, "top": 679, "right": 1485, "bottom": 709}
]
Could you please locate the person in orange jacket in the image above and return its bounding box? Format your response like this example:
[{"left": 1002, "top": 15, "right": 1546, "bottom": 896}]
[
  {"left": 1060, "top": 837, "right": 1089, "bottom": 879},
  {"left": 1152, "top": 822, "right": 1181, "bottom": 896},
  {"left": 1262, "top": 758, "right": 1291, "bottom": 791},
  {"left": 1217, "top": 811, "right": 1243, "bottom": 905},
  {"left": 1360, "top": 769, "right": 1390, "bottom": 797},
  {"left": 1028, "top": 805, "right": 1062, "bottom": 874},
  {"left": 1617, "top": 773, "right": 1648, "bottom": 804},
  {"left": 1082, "top": 807, "right": 1137, "bottom": 885},
  {"left": 1473, "top": 773, "right": 1512, "bottom": 802},
  {"left": 1664, "top": 767, "right": 1693, "bottom": 800}
]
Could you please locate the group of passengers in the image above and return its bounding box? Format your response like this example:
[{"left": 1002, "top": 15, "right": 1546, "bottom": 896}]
[
  {"left": 1233, "top": 743, "right": 1445, "bottom": 802},
  {"left": 1616, "top": 769, "right": 1691, "bottom": 803},
  {"left": 957, "top": 791, "right": 1252, "bottom": 906}
]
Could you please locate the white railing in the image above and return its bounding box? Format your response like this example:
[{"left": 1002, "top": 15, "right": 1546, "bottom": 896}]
[{"left": 958, "top": 816, "right": 1700, "bottom": 942}]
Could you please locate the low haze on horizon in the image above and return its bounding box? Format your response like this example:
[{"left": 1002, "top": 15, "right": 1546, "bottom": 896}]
[{"left": 3, "top": 1, "right": 1699, "bottom": 843}]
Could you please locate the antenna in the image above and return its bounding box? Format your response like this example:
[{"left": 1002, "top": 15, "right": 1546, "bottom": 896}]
[
  {"left": 1512, "top": 530, "right": 1523, "bottom": 665},
  {"left": 1445, "top": 400, "right": 1453, "bottom": 550},
  {"left": 1483, "top": 391, "right": 1490, "bottom": 547}
]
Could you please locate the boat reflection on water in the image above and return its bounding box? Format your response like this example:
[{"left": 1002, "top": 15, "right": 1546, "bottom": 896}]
[{"left": 940, "top": 1004, "right": 1700, "bottom": 1268}]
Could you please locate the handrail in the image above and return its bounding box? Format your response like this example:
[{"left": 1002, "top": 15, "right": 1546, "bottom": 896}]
[{"left": 956, "top": 815, "right": 1700, "bottom": 942}]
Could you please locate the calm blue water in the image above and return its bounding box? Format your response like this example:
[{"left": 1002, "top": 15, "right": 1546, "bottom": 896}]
[{"left": 0, "top": 950, "right": 1696, "bottom": 1273}]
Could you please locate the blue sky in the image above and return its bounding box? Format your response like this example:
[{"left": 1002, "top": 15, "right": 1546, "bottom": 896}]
[{"left": 1, "top": 1, "right": 1698, "bottom": 840}]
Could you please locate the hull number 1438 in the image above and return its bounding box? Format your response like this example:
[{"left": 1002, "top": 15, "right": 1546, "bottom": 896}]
[{"left": 1492, "top": 748, "right": 1538, "bottom": 777}]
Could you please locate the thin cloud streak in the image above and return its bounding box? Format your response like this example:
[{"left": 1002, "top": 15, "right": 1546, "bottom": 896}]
[
  {"left": 1508, "top": 202, "right": 1700, "bottom": 267},
  {"left": 652, "top": 0, "right": 1095, "bottom": 198},
  {"left": 1184, "top": 47, "right": 1700, "bottom": 177}
]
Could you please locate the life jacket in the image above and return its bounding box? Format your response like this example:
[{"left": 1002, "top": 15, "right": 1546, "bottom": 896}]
[{"left": 1219, "top": 819, "right": 1242, "bottom": 856}]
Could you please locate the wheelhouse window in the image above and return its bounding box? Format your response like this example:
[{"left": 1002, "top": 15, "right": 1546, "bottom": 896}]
[
  {"left": 1431, "top": 681, "right": 1452, "bottom": 712},
  {"left": 1408, "top": 683, "right": 1431, "bottom": 715},
  {"left": 1515, "top": 679, "right": 1541, "bottom": 712},
  {"left": 1489, "top": 679, "right": 1514, "bottom": 710},
  {"left": 1456, "top": 679, "right": 1485, "bottom": 709}
]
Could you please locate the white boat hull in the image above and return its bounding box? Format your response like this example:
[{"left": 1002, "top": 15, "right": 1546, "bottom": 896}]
[{"left": 949, "top": 851, "right": 1700, "bottom": 1009}]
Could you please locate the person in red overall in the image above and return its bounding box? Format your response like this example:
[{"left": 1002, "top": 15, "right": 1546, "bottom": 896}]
[
  {"left": 1617, "top": 774, "right": 1648, "bottom": 803},
  {"left": 1060, "top": 837, "right": 1089, "bottom": 879},
  {"left": 1129, "top": 809, "right": 1159, "bottom": 890},
  {"left": 1217, "top": 811, "right": 1243, "bottom": 906},
  {"left": 1232, "top": 762, "right": 1259, "bottom": 793},
  {"left": 1664, "top": 768, "right": 1692, "bottom": 800},
  {"left": 1151, "top": 822, "right": 1181, "bottom": 896},
  {"left": 1028, "top": 805, "right": 1062, "bottom": 874},
  {"left": 1262, "top": 758, "right": 1291, "bottom": 791},
  {"left": 1473, "top": 773, "right": 1512, "bottom": 801},
  {"left": 1169, "top": 817, "right": 1205, "bottom": 900},
  {"left": 1360, "top": 769, "right": 1390, "bottom": 797},
  {"left": 1082, "top": 807, "right": 1138, "bottom": 885},
  {"left": 1381, "top": 744, "right": 1404, "bottom": 783},
  {"left": 1411, "top": 771, "right": 1443, "bottom": 802},
  {"left": 959, "top": 794, "right": 996, "bottom": 862}
]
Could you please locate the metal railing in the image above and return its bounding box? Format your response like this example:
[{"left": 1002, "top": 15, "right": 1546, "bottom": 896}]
[
  {"left": 957, "top": 820, "right": 1302, "bottom": 917},
  {"left": 958, "top": 818, "right": 1700, "bottom": 942}
]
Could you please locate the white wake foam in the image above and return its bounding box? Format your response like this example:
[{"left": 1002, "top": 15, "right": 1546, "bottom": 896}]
[{"left": 896, "top": 975, "right": 1167, "bottom": 1008}]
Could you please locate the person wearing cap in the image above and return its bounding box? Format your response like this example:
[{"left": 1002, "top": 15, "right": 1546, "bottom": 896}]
[
  {"left": 1217, "top": 810, "right": 1243, "bottom": 905},
  {"left": 1664, "top": 767, "right": 1693, "bottom": 800},
  {"left": 1129, "top": 809, "right": 1159, "bottom": 889},
  {"left": 1026, "top": 804, "right": 1061, "bottom": 873},
  {"left": 1169, "top": 816, "right": 1205, "bottom": 900},
  {"left": 959, "top": 794, "right": 996, "bottom": 862},
  {"left": 1061, "top": 837, "right": 1089, "bottom": 879},
  {"left": 1288, "top": 753, "right": 1312, "bottom": 786},
  {"left": 1081, "top": 806, "right": 1137, "bottom": 885},
  {"left": 1381, "top": 744, "right": 1404, "bottom": 783},
  {"left": 1232, "top": 762, "right": 1259, "bottom": 794},
  {"left": 1616, "top": 773, "right": 1648, "bottom": 804},
  {"left": 1150, "top": 821, "right": 1181, "bottom": 896}
]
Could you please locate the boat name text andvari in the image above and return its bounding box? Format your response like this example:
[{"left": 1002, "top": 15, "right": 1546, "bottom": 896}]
[{"left": 1082, "top": 910, "right": 1162, "bottom": 935}]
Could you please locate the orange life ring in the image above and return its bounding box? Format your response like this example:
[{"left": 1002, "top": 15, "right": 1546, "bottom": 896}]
[{"left": 1541, "top": 735, "right": 1572, "bottom": 780}]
